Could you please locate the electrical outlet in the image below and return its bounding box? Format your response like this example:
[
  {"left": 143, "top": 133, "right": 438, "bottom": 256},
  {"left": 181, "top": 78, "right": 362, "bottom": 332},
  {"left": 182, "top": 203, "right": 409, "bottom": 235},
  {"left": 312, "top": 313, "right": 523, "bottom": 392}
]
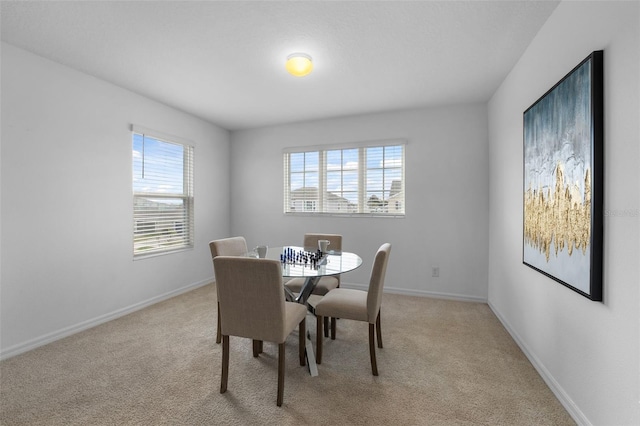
[{"left": 432, "top": 266, "right": 439, "bottom": 277}]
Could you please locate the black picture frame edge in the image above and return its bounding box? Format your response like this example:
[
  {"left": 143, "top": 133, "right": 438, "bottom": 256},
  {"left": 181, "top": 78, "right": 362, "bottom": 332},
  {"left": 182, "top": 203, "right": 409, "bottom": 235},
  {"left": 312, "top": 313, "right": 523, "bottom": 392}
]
[
  {"left": 521, "top": 50, "right": 604, "bottom": 302},
  {"left": 590, "top": 49, "right": 604, "bottom": 302}
]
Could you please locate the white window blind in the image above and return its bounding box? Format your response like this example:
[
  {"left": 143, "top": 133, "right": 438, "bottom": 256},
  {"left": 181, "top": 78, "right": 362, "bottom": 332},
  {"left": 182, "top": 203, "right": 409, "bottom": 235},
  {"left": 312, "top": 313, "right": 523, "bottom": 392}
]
[
  {"left": 284, "top": 140, "right": 405, "bottom": 216},
  {"left": 132, "top": 128, "right": 194, "bottom": 258}
]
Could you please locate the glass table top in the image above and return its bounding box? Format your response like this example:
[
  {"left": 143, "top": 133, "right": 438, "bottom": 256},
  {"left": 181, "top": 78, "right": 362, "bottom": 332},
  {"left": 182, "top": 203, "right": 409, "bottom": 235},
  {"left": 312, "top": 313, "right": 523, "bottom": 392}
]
[{"left": 255, "top": 246, "right": 363, "bottom": 278}]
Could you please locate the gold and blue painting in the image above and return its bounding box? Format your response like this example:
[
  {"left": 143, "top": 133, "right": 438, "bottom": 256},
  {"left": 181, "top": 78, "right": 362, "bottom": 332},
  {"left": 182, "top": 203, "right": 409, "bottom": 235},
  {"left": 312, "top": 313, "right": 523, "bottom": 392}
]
[{"left": 523, "top": 50, "right": 603, "bottom": 301}]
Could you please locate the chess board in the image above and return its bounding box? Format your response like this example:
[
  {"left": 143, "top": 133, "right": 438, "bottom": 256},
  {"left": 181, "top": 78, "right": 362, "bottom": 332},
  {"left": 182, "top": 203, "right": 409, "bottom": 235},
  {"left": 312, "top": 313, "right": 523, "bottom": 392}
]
[{"left": 280, "top": 247, "right": 325, "bottom": 267}]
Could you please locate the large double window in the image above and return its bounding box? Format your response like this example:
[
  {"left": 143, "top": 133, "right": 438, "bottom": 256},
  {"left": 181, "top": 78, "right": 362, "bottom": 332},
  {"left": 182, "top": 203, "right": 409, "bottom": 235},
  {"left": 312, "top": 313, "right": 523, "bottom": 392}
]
[
  {"left": 284, "top": 140, "right": 405, "bottom": 216},
  {"left": 132, "top": 126, "right": 194, "bottom": 258}
]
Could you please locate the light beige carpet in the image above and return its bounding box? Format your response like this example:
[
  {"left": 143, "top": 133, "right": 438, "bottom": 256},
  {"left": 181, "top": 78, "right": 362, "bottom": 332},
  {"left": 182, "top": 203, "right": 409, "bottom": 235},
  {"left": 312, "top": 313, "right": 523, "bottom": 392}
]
[{"left": 0, "top": 284, "right": 574, "bottom": 425}]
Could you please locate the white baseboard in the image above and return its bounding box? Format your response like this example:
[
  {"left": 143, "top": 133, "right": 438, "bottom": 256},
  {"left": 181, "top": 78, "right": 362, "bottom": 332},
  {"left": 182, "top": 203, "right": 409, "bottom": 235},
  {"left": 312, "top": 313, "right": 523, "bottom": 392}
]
[
  {"left": 343, "top": 282, "right": 488, "bottom": 303},
  {"left": 0, "top": 278, "right": 213, "bottom": 361},
  {"left": 488, "top": 301, "right": 590, "bottom": 426}
]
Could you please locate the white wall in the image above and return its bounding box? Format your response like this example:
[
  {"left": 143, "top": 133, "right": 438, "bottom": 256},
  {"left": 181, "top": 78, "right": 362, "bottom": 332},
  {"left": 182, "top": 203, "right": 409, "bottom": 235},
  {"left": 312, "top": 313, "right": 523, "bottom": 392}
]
[
  {"left": 487, "top": 2, "right": 639, "bottom": 425},
  {"left": 230, "top": 105, "right": 489, "bottom": 301},
  {"left": 0, "top": 43, "right": 231, "bottom": 358}
]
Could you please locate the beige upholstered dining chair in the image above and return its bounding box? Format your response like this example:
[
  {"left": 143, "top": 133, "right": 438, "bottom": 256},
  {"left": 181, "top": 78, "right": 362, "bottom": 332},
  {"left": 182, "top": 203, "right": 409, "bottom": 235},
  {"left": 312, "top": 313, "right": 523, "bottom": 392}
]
[
  {"left": 213, "top": 256, "right": 307, "bottom": 407},
  {"left": 209, "top": 237, "right": 248, "bottom": 344},
  {"left": 284, "top": 233, "right": 342, "bottom": 336},
  {"left": 313, "top": 243, "right": 391, "bottom": 376}
]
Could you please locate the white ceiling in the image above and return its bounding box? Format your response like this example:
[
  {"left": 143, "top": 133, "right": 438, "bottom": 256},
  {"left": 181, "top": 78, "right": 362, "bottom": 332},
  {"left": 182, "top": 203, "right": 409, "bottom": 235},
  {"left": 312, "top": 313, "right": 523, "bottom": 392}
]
[{"left": 1, "top": 1, "right": 559, "bottom": 131}]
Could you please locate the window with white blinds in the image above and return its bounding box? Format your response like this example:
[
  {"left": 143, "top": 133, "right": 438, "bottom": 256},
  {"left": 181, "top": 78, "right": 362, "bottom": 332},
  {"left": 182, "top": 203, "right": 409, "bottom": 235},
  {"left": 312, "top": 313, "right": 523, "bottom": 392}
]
[
  {"left": 284, "top": 140, "right": 405, "bottom": 216},
  {"left": 132, "top": 127, "right": 194, "bottom": 258}
]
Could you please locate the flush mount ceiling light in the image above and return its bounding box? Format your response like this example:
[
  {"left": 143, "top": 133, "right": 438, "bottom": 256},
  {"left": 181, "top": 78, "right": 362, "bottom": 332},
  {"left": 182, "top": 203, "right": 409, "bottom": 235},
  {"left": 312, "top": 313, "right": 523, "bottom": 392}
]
[{"left": 285, "top": 52, "right": 313, "bottom": 77}]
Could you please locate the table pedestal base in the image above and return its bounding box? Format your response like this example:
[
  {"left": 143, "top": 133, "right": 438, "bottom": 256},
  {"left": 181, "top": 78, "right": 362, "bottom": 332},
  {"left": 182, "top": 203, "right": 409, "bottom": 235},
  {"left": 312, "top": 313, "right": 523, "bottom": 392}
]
[
  {"left": 288, "top": 277, "right": 321, "bottom": 377},
  {"left": 305, "top": 325, "right": 318, "bottom": 377}
]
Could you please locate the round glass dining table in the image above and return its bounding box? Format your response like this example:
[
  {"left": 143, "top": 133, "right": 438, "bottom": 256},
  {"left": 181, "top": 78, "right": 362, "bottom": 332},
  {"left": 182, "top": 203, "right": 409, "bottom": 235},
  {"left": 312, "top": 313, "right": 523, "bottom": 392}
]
[
  {"left": 261, "top": 246, "right": 363, "bottom": 304},
  {"left": 245, "top": 245, "right": 362, "bottom": 377}
]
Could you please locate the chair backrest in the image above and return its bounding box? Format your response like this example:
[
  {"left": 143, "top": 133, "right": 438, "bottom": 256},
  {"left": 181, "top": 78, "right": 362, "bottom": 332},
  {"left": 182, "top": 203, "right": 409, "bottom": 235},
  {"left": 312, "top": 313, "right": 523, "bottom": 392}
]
[
  {"left": 366, "top": 243, "right": 392, "bottom": 323},
  {"left": 213, "top": 256, "right": 290, "bottom": 343},
  {"left": 209, "top": 236, "right": 248, "bottom": 258},
  {"left": 303, "top": 233, "right": 342, "bottom": 252}
]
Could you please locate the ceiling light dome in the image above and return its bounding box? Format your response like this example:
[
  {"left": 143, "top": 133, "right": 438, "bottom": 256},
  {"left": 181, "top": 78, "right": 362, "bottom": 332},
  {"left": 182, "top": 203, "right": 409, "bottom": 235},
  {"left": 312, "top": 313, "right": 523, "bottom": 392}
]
[{"left": 285, "top": 53, "right": 313, "bottom": 77}]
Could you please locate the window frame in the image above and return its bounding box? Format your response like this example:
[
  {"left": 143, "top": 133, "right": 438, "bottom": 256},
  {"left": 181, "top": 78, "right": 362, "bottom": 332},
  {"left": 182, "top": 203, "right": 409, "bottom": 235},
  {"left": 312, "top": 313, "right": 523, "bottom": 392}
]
[
  {"left": 132, "top": 125, "right": 194, "bottom": 259},
  {"left": 284, "top": 139, "right": 406, "bottom": 217}
]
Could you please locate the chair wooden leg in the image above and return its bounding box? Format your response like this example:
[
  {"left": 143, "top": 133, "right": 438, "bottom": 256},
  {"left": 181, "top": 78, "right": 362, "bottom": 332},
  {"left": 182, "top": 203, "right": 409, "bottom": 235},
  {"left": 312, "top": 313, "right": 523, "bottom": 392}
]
[
  {"left": 369, "top": 323, "right": 378, "bottom": 376},
  {"left": 331, "top": 317, "right": 336, "bottom": 340},
  {"left": 216, "top": 303, "right": 222, "bottom": 344},
  {"left": 316, "top": 315, "right": 323, "bottom": 364},
  {"left": 221, "top": 335, "right": 229, "bottom": 393},
  {"left": 259, "top": 340, "right": 263, "bottom": 353},
  {"left": 252, "top": 340, "right": 260, "bottom": 357},
  {"left": 299, "top": 318, "right": 306, "bottom": 366},
  {"left": 376, "top": 310, "right": 383, "bottom": 348},
  {"left": 324, "top": 316, "right": 329, "bottom": 337},
  {"left": 277, "top": 343, "right": 285, "bottom": 407}
]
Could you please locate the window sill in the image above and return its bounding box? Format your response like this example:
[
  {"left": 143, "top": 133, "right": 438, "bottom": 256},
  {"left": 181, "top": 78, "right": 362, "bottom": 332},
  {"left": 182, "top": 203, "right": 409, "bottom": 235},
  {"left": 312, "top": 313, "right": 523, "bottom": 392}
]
[{"left": 284, "top": 212, "right": 405, "bottom": 219}]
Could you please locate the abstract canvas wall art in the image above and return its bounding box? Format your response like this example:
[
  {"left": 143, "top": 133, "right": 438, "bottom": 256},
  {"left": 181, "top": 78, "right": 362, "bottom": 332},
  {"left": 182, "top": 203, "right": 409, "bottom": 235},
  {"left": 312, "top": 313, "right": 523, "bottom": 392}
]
[{"left": 523, "top": 50, "right": 603, "bottom": 301}]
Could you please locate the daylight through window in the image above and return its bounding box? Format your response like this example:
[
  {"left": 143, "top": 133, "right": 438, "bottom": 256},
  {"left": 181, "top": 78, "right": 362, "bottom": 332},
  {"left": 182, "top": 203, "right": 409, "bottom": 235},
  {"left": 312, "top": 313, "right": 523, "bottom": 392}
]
[
  {"left": 132, "top": 128, "right": 194, "bottom": 257},
  {"left": 284, "top": 140, "right": 405, "bottom": 216}
]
